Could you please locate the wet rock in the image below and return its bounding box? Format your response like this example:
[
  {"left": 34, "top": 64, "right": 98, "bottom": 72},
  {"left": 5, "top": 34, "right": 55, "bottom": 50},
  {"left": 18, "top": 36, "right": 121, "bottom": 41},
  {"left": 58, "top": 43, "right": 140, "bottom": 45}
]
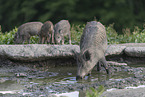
[
  {"left": 107, "top": 61, "right": 127, "bottom": 66},
  {"left": 15, "top": 73, "right": 27, "bottom": 77},
  {"left": 28, "top": 76, "right": 36, "bottom": 79},
  {"left": 127, "top": 69, "right": 134, "bottom": 72},
  {"left": 134, "top": 73, "right": 144, "bottom": 78},
  {"left": 143, "top": 68, "right": 145, "bottom": 75},
  {"left": 101, "top": 87, "right": 145, "bottom": 97},
  {"left": 124, "top": 47, "right": 145, "bottom": 57},
  {"left": 49, "top": 95, "right": 57, "bottom": 97},
  {"left": 0, "top": 78, "right": 8, "bottom": 83}
]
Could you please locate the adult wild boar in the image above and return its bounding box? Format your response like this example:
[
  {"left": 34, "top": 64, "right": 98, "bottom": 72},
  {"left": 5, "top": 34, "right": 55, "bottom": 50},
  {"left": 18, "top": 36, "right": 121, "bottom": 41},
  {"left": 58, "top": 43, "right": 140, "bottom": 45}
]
[
  {"left": 39, "top": 21, "right": 54, "bottom": 44},
  {"left": 54, "top": 20, "right": 71, "bottom": 45},
  {"left": 14, "top": 22, "right": 43, "bottom": 44},
  {"left": 76, "top": 21, "right": 110, "bottom": 80}
]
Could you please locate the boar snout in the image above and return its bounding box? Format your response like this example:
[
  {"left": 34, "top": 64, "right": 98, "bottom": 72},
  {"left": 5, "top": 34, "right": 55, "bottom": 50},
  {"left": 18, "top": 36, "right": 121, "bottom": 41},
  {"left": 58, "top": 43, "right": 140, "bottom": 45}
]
[{"left": 76, "top": 75, "right": 83, "bottom": 80}]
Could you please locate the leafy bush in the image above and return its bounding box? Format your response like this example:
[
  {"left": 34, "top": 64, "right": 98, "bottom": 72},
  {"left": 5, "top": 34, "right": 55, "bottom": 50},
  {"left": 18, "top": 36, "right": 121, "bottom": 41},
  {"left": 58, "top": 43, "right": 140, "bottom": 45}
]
[
  {"left": 86, "top": 85, "right": 105, "bottom": 97},
  {"left": 0, "top": 27, "right": 17, "bottom": 44},
  {"left": 0, "top": 23, "right": 145, "bottom": 45},
  {"left": 71, "top": 24, "right": 85, "bottom": 45},
  {"left": 106, "top": 24, "right": 145, "bottom": 44},
  {"left": 30, "top": 35, "right": 39, "bottom": 44}
]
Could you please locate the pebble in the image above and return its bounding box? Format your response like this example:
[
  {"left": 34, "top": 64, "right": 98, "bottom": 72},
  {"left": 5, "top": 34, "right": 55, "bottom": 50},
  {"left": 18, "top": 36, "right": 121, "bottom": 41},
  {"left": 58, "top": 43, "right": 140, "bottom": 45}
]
[{"left": 15, "top": 73, "right": 27, "bottom": 77}]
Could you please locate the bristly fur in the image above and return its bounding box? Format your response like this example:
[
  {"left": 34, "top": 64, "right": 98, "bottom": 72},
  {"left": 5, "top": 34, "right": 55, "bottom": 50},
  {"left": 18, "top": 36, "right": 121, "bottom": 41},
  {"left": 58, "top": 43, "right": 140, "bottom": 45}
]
[{"left": 76, "top": 21, "right": 109, "bottom": 80}]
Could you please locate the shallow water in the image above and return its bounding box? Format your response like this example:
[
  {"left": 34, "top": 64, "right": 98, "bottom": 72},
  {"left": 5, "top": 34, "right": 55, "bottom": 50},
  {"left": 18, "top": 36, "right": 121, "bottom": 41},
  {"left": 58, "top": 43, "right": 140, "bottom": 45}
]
[{"left": 0, "top": 63, "right": 144, "bottom": 97}]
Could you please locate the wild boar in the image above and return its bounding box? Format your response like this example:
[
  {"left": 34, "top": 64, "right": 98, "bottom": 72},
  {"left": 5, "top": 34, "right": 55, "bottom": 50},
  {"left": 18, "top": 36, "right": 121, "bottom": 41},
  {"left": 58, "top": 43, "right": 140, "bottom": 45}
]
[
  {"left": 54, "top": 20, "right": 71, "bottom": 45},
  {"left": 14, "top": 22, "right": 43, "bottom": 44},
  {"left": 76, "top": 21, "right": 110, "bottom": 80},
  {"left": 39, "top": 21, "right": 54, "bottom": 44}
]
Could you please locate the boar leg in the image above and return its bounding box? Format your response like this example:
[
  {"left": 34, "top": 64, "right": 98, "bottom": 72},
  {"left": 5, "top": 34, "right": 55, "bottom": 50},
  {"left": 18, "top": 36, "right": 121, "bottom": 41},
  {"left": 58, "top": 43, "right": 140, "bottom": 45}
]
[
  {"left": 26, "top": 38, "right": 30, "bottom": 44},
  {"left": 46, "top": 34, "right": 51, "bottom": 43},
  {"left": 62, "top": 36, "right": 64, "bottom": 45},
  {"left": 96, "top": 61, "right": 101, "bottom": 72},
  {"left": 68, "top": 31, "right": 71, "bottom": 45},
  {"left": 27, "top": 36, "right": 30, "bottom": 44},
  {"left": 22, "top": 35, "right": 26, "bottom": 44},
  {"left": 39, "top": 37, "right": 42, "bottom": 44},
  {"left": 44, "top": 37, "right": 47, "bottom": 44},
  {"left": 23, "top": 35, "right": 30, "bottom": 44},
  {"left": 51, "top": 30, "right": 55, "bottom": 44},
  {"left": 41, "top": 37, "right": 45, "bottom": 44},
  {"left": 100, "top": 57, "right": 110, "bottom": 74}
]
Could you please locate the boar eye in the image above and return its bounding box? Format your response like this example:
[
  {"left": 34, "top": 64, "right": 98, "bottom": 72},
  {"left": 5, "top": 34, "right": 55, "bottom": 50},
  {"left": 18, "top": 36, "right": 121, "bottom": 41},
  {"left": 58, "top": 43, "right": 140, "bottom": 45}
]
[
  {"left": 59, "top": 29, "right": 61, "bottom": 33},
  {"left": 83, "top": 50, "right": 91, "bottom": 61}
]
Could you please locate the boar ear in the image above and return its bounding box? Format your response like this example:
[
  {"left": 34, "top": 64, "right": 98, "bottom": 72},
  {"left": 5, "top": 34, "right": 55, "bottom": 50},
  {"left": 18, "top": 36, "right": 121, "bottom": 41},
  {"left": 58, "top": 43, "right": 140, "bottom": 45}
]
[{"left": 83, "top": 50, "right": 91, "bottom": 61}]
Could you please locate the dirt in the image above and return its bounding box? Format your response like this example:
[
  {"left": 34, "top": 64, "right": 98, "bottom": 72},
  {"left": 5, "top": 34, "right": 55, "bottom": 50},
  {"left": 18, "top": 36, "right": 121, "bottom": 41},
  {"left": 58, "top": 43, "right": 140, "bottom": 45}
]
[{"left": 0, "top": 58, "right": 145, "bottom": 97}]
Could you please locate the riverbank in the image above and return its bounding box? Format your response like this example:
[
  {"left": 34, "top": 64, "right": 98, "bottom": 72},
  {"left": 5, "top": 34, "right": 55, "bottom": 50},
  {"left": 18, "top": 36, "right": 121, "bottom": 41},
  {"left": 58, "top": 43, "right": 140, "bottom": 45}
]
[{"left": 0, "top": 43, "right": 145, "bottom": 96}]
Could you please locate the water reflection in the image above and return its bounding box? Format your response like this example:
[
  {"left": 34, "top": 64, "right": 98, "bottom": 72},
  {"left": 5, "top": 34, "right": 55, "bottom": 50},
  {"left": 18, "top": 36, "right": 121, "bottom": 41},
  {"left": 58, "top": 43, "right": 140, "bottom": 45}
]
[{"left": 0, "top": 64, "right": 142, "bottom": 96}]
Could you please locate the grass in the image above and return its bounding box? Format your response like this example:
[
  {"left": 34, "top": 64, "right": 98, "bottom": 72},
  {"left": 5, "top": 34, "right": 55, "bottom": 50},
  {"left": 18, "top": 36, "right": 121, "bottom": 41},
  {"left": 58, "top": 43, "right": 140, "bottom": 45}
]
[
  {"left": 86, "top": 85, "right": 105, "bottom": 97},
  {"left": 106, "top": 24, "right": 145, "bottom": 44},
  {"left": 0, "top": 23, "right": 145, "bottom": 45}
]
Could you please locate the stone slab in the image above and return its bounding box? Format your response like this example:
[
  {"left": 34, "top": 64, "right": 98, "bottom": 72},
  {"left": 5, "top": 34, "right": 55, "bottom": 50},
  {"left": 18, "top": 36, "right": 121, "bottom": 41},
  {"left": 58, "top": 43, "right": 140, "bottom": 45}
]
[
  {"left": 124, "top": 47, "right": 145, "bottom": 57},
  {"left": 0, "top": 44, "right": 80, "bottom": 62}
]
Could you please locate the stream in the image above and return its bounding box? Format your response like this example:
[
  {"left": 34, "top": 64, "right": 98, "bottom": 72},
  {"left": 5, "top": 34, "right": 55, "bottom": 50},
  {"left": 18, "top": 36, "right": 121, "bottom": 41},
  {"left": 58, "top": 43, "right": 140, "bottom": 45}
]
[{"left": 0, "top": 62, "right": 145, "bottom": 97}]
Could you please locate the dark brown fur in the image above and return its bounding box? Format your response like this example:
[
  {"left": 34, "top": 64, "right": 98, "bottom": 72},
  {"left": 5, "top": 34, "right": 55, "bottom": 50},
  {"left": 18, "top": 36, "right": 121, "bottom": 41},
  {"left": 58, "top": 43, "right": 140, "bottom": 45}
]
[
  {"left": 14, "top": 22, "right": 43, "bottom": 44},
  {"left": 54, "top": 20, "right": 71, "bottom": 45},
  {"left": 39, "top": 21, "right": 54, "bottom": 44}
]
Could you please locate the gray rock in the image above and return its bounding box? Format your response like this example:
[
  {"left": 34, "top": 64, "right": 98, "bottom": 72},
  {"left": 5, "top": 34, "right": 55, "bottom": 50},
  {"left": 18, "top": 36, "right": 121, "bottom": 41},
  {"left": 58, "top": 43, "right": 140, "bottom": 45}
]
[
  {"left": 0, "top": 78, "right": 8, "bottom": 83},
  {"left": 124, "top": 47, "right": 145, "bottom": 57},
  {"left": 15, "top": 73, "right": 27, "bottom": 77},
  {"left": 107, "top": 61, "right": 127, "bottom": 66},
  {"left": 1, "top": 43, "right": 145, "bottom": 63},
  {"left": 105, "top": 45, "right": 126, "bottom": 56},
  {"left": 0, "top": 44, "right": 80, "bottom": 62},
  {"left": 101, "top": 87, "right": 145, "bottom": 97},
  {"left": 120, "top": 43, "right": 145, "bottom": 47}
]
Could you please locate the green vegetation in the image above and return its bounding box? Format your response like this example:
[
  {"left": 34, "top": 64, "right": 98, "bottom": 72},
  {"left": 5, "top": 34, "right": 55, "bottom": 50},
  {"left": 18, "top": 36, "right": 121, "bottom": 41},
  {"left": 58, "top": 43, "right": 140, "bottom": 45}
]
[
  {"left": 71, "top": 24, "right": 85, "bottom": 45},
  {"left": 86, "top": 86, "right": 105, "bottom": 97},
  {"left": 0, "top": 27, "right": 17, "bottom": 44},
  {"left": 0, "top": 24, "right": 145, "bottom": 45},
  {"left": 71, "top": 23, "right": 145, "bottom": 45},
  {"left": 106, "top": 23, "right": 145, "bottom": 44}
]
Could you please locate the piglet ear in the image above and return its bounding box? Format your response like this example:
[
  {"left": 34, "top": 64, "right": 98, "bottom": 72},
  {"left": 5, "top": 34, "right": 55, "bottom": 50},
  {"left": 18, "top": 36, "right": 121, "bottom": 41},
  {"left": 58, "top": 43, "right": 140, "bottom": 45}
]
[{"left": 83, "top": 50, "right": 91, "bottom": 61}]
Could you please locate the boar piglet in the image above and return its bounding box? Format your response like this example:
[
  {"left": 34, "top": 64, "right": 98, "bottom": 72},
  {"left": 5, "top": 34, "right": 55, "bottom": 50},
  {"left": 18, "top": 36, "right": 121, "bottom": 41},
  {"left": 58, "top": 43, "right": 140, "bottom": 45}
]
[
  {"left": 54, "top": 20, "right": 71, "bottom": 45},
  {"left": 39, "top": 21, "right": 54, "bottom": 44},
  {"left": 14, "top": 22, "right": 43, "bottom": 44}
]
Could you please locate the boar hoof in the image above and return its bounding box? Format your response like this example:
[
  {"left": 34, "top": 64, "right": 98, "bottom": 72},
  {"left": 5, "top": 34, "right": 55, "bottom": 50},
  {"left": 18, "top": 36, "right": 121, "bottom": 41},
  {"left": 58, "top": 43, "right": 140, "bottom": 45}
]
[{"left": 106, "top": 68, "right": 110, "bottom": 74}]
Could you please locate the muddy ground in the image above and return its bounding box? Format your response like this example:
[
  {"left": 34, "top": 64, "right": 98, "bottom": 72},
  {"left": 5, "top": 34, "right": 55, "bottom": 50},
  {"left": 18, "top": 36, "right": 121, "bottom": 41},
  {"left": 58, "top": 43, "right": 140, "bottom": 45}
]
[{"left": 0, "top": 58, "right": 145, "bottom": 97}]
